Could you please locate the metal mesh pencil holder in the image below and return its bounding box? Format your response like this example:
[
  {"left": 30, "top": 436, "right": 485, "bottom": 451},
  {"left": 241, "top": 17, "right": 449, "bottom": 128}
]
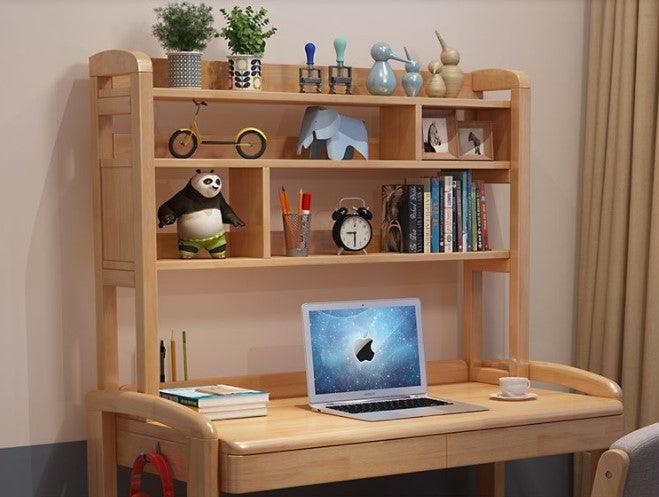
[{"left": 283, "top": 213, "right": 311, "bottom": 256}]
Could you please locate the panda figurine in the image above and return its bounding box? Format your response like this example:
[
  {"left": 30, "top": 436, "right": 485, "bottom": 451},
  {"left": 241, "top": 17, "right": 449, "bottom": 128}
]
[{"left": 157, "top": 169, "right": 245, "bottom": 259}]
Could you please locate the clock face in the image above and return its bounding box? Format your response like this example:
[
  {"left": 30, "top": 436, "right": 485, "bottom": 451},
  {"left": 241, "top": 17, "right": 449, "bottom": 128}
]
[{"left": 339, "top": 215, "right": 372, "bottom": 251}]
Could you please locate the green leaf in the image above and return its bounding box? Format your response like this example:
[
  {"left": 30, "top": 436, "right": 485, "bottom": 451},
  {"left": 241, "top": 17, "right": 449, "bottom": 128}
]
[
  {"left": 216, "top": 5, "right": 277, "bottom": 55},
  {"left": 152, "top": 2, "right": 219, "bottom": 52}
]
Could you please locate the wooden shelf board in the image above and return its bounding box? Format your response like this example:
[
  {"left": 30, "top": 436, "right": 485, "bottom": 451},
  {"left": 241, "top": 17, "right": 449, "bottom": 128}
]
[
  {"left": 154, "top": 158, "right": 511, "bottom": 171},
  {"left": 152, "top": 88, "right": 511, "bottom": 109},
  {"left": 156, "top": 250, "right": 510, "bottom": 271}
]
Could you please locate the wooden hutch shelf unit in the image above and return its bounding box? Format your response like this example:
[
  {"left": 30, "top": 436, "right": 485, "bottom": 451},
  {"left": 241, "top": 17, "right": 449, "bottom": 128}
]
[{"left": 86, "top": 50, "right": 623, "bottom": 497}]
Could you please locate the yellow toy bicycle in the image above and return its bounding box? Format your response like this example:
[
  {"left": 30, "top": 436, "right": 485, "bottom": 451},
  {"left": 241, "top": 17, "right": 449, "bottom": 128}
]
[{"left": 168, "top": 100, "right": 268, "bottom": 159}]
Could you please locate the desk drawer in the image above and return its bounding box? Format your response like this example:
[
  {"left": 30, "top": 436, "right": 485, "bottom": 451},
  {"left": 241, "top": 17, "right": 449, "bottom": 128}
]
[
  {"left": 446, "top": 415, "right": 624, "bottom": 467},
  {"left": 221, "top": 434, "right": 447, "bottom": 493}
]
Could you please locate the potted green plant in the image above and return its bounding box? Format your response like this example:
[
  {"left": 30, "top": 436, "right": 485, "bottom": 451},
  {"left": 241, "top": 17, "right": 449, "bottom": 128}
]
[
  {"left": 152, "top": 2, "right": 219, "bottom": 88},
  {"left": 219, "top": 6, "right": 277, "bottom": 91}
]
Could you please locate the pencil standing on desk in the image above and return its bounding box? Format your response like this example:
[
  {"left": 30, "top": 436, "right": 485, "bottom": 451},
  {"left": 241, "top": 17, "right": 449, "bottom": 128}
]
[
  {"left": 159, "top": 340, "right": 166, "bottom": 382},
  {"left": 182, "top": 330, "right": 189, "bottom": 381},
  {"left": 170, "top": 330, "right": 177, "bottom": 382}
]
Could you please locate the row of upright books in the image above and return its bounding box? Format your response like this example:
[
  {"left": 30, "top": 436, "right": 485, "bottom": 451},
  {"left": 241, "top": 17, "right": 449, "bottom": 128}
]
[
  {"left": 381, "top": 171, "right": 490, "bottom": 254},
  {"left": 160, "top": 384, "right": 269, "bottom": 421}
]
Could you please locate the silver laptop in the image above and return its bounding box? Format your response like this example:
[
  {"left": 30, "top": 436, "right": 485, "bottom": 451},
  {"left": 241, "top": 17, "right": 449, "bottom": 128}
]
[{"left": 302, "top": 298, "right": 487, "bottom": 421}]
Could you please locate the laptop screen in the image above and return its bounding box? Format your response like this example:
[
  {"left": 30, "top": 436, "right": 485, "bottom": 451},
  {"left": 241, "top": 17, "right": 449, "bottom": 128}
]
[{"left": 306, "top": 301, "right": 423, "bottom": 396}]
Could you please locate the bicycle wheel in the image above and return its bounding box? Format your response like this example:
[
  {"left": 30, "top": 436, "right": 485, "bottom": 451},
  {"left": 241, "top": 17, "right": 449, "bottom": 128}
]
[
  {"left": 168, "top": 130, "right": 198, "bottom": 159},
  {"left": 235, "top": 130, "right": 266, "bottom": 159}
]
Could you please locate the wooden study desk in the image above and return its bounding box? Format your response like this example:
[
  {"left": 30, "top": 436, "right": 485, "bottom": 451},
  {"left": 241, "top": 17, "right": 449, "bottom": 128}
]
[
  {"left": 104, "top": 378, "right": 623, "bottom": 495},
  {"left": 85, "top": 51, "right": 621, "bottom": 497}
]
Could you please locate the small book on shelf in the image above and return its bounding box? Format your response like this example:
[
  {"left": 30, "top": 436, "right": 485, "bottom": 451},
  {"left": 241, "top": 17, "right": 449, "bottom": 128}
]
[{"left": 160, "top": 384, "right": 269, "bottom": 420}]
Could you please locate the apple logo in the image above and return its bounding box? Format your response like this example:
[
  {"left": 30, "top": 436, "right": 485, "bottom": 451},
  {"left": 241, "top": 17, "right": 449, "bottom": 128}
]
[{"left": 354, "top": 337, "right": 375, "bottom": 362}]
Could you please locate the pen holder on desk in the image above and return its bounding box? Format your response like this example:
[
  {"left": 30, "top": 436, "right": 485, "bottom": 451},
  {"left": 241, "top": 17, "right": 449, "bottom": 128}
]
[{"left": 283, "top": 213, "right": 311, "bottom": 256}]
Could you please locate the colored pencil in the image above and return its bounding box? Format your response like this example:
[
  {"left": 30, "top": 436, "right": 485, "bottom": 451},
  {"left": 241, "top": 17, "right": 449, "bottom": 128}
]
[
  {"left": 281, "top": 187, "right": 291, "bottom": 215},
  {"left": 302, "top": 192, "right": 311, "bottom": 214}
]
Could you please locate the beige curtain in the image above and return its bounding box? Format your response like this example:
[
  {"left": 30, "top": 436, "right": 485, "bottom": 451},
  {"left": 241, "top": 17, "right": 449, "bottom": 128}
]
[
  {"left": 575, "top": 0, "right": 658, "bottom": 493},
  {"left": 577, "top": 0, "right": 659, "bottom": 430}
]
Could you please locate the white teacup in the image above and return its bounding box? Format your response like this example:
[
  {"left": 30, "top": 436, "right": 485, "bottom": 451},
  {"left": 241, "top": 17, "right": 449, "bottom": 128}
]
[{"left": 499, "top": 376, "right": 531, "bottom": 397}]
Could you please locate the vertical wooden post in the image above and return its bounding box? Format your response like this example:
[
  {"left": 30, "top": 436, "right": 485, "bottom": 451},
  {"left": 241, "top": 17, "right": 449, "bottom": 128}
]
[
  {"left": 467, "top": 70, "right": 530, "bottom": 497},
  {"left": 89, "top": 75, "right": 119, "bottom": 497},
  {"left": 508, "top": 87, "right": 531, "bottom": 377},
  {"left": 130, "top": 70, "right": 159, "bottom": 395},
  {"left": 91, "top": 76, "right": 119, "bottom": 391},
  {"left": 86, "top": 410, "right": 117, "bottom": 497},
  {"left": 464, "top": 262, "right": 484, "bottom": 380}
]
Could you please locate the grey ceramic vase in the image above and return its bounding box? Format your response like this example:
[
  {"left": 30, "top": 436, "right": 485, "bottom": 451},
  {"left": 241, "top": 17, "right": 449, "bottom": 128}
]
[
  {"left": 167, "top": 51, "right": 202, "bottom": 88},
  {"left": 402, "top": 48, "right": 423, "bottom": 97},
  {"left": 367, "top": 42, "right": 407, "bottom": 96}
]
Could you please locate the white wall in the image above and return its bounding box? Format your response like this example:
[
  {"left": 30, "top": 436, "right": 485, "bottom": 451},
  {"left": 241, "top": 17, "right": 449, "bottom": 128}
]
[{"left": 0, "top": 0, "right": 588, "bottom": 448}]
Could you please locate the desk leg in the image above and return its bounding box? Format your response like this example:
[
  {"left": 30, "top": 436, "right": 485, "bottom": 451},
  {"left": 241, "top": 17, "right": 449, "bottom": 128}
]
[
  {"left": 187, "top": 437, "right": 219, "bottom": 497},
  {"left": 575, "top": 449, "right": 606, "bottom": 497},
  {"left": 86, "top": 410, "right": 117, "bottom": 497},
  {"left": 476, "top": 461, "right": 505, "bottom": 497}
]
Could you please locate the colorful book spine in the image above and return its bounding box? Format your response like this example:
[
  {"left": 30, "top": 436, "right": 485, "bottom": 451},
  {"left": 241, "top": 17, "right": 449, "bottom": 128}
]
[
  {"left": 462, "top": 170, "right": 469, "bottom": 252},
  {"left": 479, "top": 180, "right": 489, "bottom": 250},
  {"left": 475, "top": 182, "right": 483, "bottom": 251},
  {"left": 415, "top": 184, "right": 425, "bottom": 253},
  {"left": 439, "top": 180, "right": 444, "bottom": 252},
  {"left": 443, "top": 176, "right": 453, "bottom": 253},
  {"left": 471, "top": 182, "right": 478, "bottom": 251},
  {"left": 454, "top": 179, "right": 463, "bottom": 252},
  {"left": 423, "top": 178, "right": 431, "bottom": 253},
  {"left": 430, "top": 177, "right": 440, "bottom": 253},
  {"left": 465, "top": 170, "right": 473, "bottom": 251}
]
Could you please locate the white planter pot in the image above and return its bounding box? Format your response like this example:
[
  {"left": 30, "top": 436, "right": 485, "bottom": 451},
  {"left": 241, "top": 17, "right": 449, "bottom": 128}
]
[
  {"left": 227, "top": 54, "right": 262, "bottom": 91},
  {"left": 167, "top": 51, "right": 202, "bottom": 88}
]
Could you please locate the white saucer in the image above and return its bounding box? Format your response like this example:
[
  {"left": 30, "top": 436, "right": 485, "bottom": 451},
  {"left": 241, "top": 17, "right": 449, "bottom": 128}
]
[{"left": 489, "top": 391, "right": 538, "bottom": 401}]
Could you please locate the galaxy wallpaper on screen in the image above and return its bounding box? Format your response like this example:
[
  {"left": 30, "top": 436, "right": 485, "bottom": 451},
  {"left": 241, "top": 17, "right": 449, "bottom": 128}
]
[{"left": 309, "top": 305, "right": 421, "bottom": 394}]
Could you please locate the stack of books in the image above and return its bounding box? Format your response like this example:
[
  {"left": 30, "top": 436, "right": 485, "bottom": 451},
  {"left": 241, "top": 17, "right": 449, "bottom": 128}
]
[
  {"left": 159, "top": 384, "right": 269, "bottom": 421},
  {"left": 381, "top": 170, "right": 489, "bottom": 254}
]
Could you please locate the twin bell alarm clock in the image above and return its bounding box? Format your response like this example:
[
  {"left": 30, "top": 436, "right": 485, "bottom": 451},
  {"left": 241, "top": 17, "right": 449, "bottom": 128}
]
[{"left": 331, "top": 197, "right": 373, "bottom": 255}]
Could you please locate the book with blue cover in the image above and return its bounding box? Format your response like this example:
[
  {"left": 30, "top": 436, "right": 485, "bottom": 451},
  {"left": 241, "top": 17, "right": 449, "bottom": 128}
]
[{"left": 430, "top": 177, "right": 440, "bottom": 253}]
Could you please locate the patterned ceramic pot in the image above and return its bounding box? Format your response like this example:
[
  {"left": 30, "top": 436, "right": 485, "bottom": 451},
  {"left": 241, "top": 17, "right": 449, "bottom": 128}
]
[
  {"left": 167, "top": 51, "right": 202, "bottom": 88},
  {"left": 228, "top": 54, "right": 262, "bottom": 91}
]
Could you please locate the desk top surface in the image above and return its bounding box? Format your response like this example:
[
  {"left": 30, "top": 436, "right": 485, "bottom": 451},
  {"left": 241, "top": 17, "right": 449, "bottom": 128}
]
[{"left": 214, "top": 382, "right": 622, "bottom": 455}]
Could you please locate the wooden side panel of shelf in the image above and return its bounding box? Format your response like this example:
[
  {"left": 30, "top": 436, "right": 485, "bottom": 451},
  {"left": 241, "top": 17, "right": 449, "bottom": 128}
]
[
  {"left": 462, "top": 69, "right": 530, "bottom": 381},
  {"left": 91, "top": 75, "right": 121, "bottom": 391},
  {"left": 508, "top": 85, "right": 531, "bottom": 377},
  {"left": 130, "top": 70, "right": 160, "bottom": 396},
  {"left": 100, "top": 167, "right": 134, "bottom": 263},
  {"left": 88, "top": 49, "right": 156, "bottom": 497},
  {"left": 229, "top": 167, "right": 271, "bottom": 258}
]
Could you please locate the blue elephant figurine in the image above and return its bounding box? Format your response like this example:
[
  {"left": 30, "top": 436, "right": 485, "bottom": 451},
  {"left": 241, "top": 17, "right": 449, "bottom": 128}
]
[{"left": 296, "top": 106, "right": 369, "bottom": 160}]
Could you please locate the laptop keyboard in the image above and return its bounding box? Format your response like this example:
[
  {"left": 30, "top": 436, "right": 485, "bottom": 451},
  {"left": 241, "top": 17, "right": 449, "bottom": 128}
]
[{"left": 328, "top": 397, "right": 451, "bottom": 414}]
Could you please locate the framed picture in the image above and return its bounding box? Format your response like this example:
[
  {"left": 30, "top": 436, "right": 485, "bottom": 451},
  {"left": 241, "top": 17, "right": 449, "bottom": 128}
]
[
  {"left": 457, "top": 121, "right": 494, "bottom": 160},
  {"left": 421, "top": 111, "right": 458, "bottom": 160}
]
